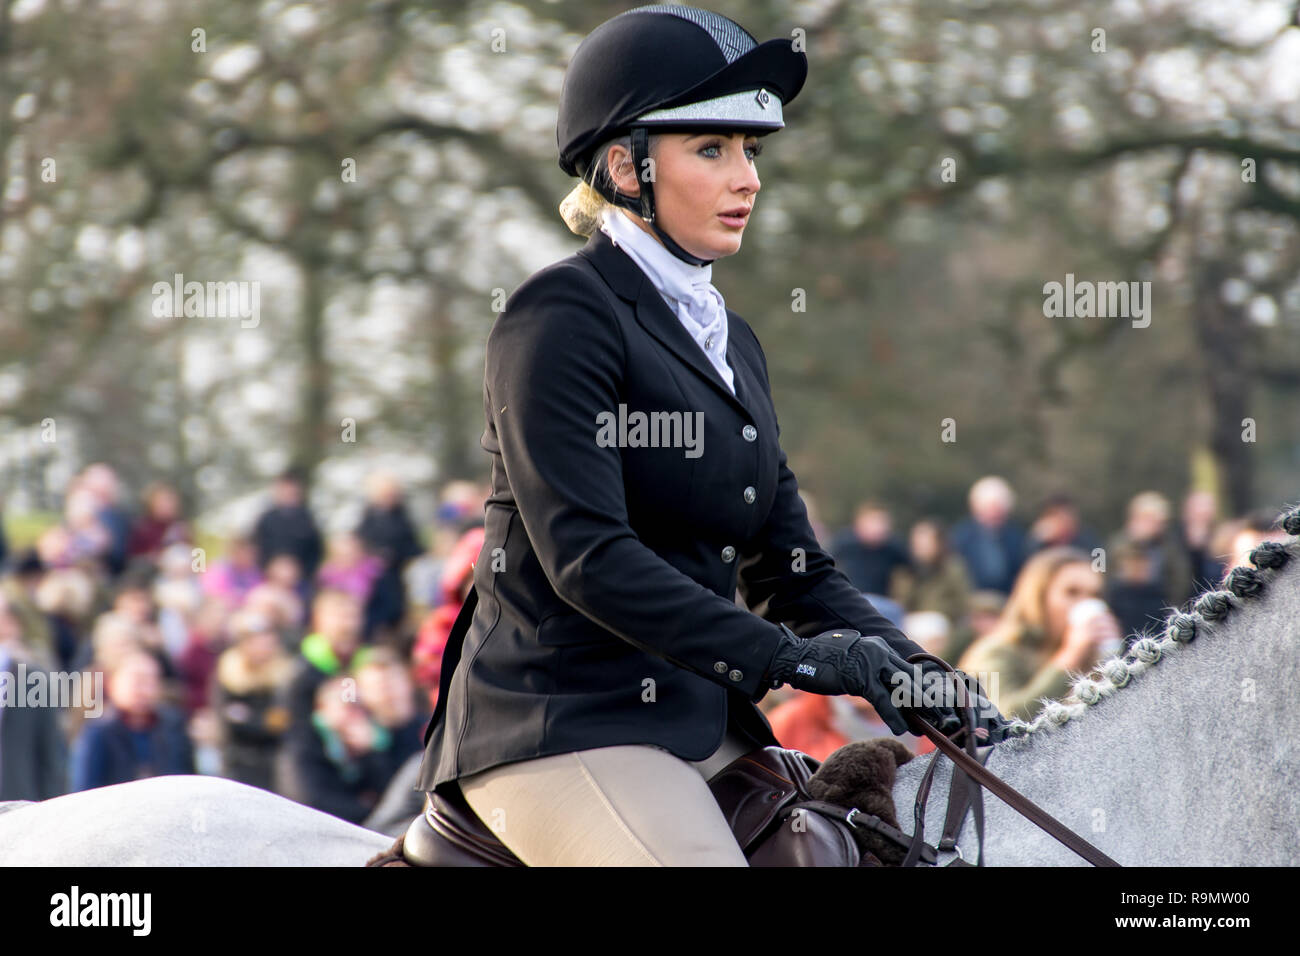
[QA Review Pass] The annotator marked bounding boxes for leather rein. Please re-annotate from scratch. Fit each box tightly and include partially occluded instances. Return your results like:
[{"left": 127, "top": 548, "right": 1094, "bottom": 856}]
[{"left": 897, "top": 653, "right": 1120, "bottom": 868}]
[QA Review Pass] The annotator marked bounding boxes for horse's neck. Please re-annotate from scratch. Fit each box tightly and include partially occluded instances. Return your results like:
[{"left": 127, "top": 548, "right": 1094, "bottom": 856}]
[{"left": 893, "top": 527, "right": 1300, "bottom": 866}]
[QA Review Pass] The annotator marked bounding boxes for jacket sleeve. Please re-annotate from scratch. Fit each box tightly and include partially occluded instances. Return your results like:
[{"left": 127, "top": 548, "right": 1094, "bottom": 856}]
[
  {"left": 730, "top": 323, "right": 925, "bottom": 663},
  {"left": 486, "top": 265, "right": 790, "bottom": 701}
]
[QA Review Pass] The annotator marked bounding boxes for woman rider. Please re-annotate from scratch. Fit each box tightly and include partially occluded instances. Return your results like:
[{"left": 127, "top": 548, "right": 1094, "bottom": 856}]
[{"left": 415, "top": 4, "right": 1010, "bottom": 866}]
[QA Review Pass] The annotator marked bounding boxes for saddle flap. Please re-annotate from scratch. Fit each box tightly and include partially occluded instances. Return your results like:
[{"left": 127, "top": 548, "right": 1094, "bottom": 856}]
[
  {"left": 747, "top": 804, "right": 867, "bottom": 867},
  {"left": 408, "top": 786, "right": 525, "bottom": 867},
  {"left": 707, "top": 746, "right": 820, "bottom": 851}
]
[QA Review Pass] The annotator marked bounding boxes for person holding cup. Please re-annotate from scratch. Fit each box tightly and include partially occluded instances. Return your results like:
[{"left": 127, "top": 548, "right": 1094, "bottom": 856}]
[{"left": 958, "top": 546, "right": 1123, "bottom": 721}]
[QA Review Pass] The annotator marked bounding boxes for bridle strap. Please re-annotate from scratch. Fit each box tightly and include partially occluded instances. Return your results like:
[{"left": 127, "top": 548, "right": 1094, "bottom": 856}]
[
  {"left": 903, "top": 653, "right": 1122, "bottom": 868},
  {"left": 901, "top": 742, "right": 944, "bottom": 867},
  {"left": 955, "top": 673, "right": 988, "bottom": 866}
]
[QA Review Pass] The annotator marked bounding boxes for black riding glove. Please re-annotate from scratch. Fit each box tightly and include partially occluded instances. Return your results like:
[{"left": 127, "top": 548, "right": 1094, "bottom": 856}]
[
  {"left": 764, "top": 626, "right": 918, "bottom": 735},
  {"left": 913, "top": 661, "right": 1013, "bottom": 745}
]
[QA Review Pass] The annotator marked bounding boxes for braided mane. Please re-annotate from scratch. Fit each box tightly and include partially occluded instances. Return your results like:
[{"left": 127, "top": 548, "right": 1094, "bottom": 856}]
[{"left": 997, "top": 502, "right": 1300, "bottom": 744}]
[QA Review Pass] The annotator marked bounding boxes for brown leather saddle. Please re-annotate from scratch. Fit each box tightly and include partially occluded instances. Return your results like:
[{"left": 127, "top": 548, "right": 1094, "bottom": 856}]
[
  {"left": 400, "top": 726, "right": 1117, "bottom": 867},
  {"left": 403, "top": 780, "right": 526, "bottom": 867},
  {"left": 398, "top": 642, "right": 1118, "bottom": 867},
  {"left": 402, "top": 745, "right": 923, "bottom": 867}
]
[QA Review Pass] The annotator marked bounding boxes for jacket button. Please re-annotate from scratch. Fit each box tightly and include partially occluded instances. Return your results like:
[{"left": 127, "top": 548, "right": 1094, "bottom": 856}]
[
  {"left": 728, "top": 669, "right": 744, "bottom": 682},
  {"left": 743, "top": 486, "right": 756, "bottom": 504},
  {"left": 720, "top": 545, "right": 736, "bottom": 563},
  {"left": 714, "top": 661, "right": 728, "bottom": 674},
  {"left": 742, "top": 425, "right": 757, "bottom": 442}
]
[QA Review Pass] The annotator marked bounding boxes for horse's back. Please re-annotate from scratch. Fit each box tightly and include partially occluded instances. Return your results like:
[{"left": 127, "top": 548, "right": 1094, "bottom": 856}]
[{"left": 0, "top": 775, "right": 392, "bottom": 866}]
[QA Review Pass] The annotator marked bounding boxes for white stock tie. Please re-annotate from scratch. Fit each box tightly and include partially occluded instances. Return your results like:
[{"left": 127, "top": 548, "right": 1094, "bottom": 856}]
[{"left": 599, "top": 207, "right": 736, "bottom": 394}]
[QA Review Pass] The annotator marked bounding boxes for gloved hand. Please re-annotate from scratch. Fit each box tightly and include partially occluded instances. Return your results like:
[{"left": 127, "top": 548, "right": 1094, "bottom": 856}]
[
  {"left": 912, "top": 660, "right": 1013, "bottom": 745},
  {"left": 764, "top": 626, "right": 920, "bottom": 735}
]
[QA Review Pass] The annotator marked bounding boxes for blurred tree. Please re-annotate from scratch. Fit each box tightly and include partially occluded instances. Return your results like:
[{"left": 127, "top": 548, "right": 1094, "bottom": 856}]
[{"left": 0, "top": 0, "right": 1296, "bottom": 538}]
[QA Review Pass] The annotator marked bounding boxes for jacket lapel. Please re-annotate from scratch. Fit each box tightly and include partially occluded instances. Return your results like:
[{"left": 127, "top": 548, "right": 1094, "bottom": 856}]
[{"left": 578, "top": 228, "right": 755, "bottom": 420}]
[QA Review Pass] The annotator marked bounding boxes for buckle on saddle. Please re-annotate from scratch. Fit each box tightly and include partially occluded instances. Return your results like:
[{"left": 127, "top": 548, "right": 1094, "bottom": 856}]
[{"left": 845, "top": 807, "right": 939, "bottom": 865}]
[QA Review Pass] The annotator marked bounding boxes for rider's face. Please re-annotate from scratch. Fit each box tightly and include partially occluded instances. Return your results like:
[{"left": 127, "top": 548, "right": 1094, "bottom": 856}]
[{"left": 610, "top": 131, "right": 762, "bottom": 260}]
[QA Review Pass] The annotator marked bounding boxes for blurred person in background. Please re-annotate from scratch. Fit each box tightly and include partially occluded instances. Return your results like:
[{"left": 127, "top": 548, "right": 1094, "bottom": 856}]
[
  {"left": 966, "top": 589, "right": 1007, "bottom": 647},
  {"left": 356, "top": 647, "right": 428, "bottom": 787},
  {"left": 244, "top": 553, "right": 306, "bottom": 639},
  {"left": 82, "top": 613, "right": 144, "bottom": 677},
  {"left": 356, "top": 472, "right": 423, "bottom": 645},
  {"left": 1224, "top": 507, "right": 1291, "bottom": 573},
  {"left": 78, "top": 463, "right": 132, "bottom": 579},
  {"left": 1104, "top": 491, "right": 1192, "bottom": 641},
  {"left": 175, "top": 596, "right": 229, "bottom": 717},
  {"left": 1179, "top": 489, "right": 1224, "bottom": 593},
  {"left": 767, "top": 693, "right": 930, "bottom": 762},
  {"left": 950, "top": 476, "right": 1027, "bottom": 596},
  {"left": 127, "top": 481, "right": 190, "bottom": 563},
  {"left": 253, "top": 468, "right": 323, "bottom": 589},
  {"left": 276, "top": 674, "right": 392, "bottom": 823},
  {"left": 154, "top": 541, "right": 204, "bottom": 661},
  {"left": 283, "top": 588, "right": 371, "bottom": 730},
  {"left": 70, "top": 607, "right": 174, "bottom": 742},
  {"left": 180, "top": 596, "right": 230, "bottom": 775},
  {"left": 62, "top": 484, "right": 113, "bottom": 573},
  {"left": 70, "top": 649, "right": 194, "bottom": 791},
  {"left": 1026, "top": 493, "right": 1102, "bottom": 556},
  {"left": 412, "top": 524, "right": 483, "bottom": 712},
  {"left": 828, "top": 500, "right": 910, "bottom": 595},
  {"left": 403, "top": 479, "right": 485, "bottom": 616},
  {"left": 2, "top": 548, "right": 56, "bottom": 669},
  {"left": 959, "top": 546, "right": 1123, "bottom": 722},
  {"left": 201, "top": 534, "right": 264, "bottom": 610},
  {"left": 900, "top": 609, "right": 954, "bottom": 662},
  {"left": 888, "top": 517, "right": 973, "bottom": 661},
  {"left": 35, "top": 525, "right": 71, "bottom": 570},
  {"left": 0, "top": 595, "right": 68, "bottom": 800},
  {"left": 212, "top": 609, "right": 293, "bottom": 791},
  {"left": 317, "top": 531, "right": 383, "bottom": 614},
  {"left": 34, "top": 557, "right": 98, "bottom": 671},
  {"left": 109, "top": 576, "right": 171, "bottom": 671},
  {"left": 359, "top": 647, "right": 434, "bottom": 837}
]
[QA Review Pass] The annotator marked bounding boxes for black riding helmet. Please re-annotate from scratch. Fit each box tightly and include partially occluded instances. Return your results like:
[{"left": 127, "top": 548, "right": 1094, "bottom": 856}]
[{"left": 556, "top": 4, "right": 808, "bottom": 265}]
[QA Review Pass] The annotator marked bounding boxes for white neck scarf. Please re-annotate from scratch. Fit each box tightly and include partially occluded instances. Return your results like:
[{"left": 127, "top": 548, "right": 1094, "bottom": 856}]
[{"left": 599, "top": 206, "right": 735, "bottom": 394}]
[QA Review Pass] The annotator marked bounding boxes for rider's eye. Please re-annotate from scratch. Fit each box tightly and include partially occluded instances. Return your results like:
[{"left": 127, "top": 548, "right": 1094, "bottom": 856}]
[{"left": 699, "top": 140, "right": 764, "bottom": 161}]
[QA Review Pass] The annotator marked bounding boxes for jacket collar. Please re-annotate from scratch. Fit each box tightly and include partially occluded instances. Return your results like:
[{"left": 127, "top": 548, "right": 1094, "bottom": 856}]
[{"left": 577, "top": 228, "right": 757, "bottom": 420}]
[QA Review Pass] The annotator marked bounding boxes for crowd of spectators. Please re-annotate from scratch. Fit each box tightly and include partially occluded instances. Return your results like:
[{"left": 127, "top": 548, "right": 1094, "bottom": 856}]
[
  {"left": 769, "top": 476, "right": 1290, "bottom": 760},
  {"left": 0, "top": 464, "right": 1288, "bottom": 830},
  {"left": 0, "top": 464, "right": 485, "bottom": 836}
]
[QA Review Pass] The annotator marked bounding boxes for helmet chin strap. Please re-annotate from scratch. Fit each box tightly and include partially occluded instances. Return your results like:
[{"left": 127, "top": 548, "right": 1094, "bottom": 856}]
[{"left": 627, "top": 126, "right": 716, "bottom": 267}]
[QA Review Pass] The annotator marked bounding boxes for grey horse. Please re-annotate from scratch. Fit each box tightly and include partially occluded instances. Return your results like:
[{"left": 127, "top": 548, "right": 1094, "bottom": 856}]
[
  {"left": 0, "top": 775, "right": 391, "bottom": 866},
  {"left": 896, "top": 504, "right": 1300, "bottom": 866},
  {"left": 2, "top": 504, "right": 1295, "bottom": 866}
]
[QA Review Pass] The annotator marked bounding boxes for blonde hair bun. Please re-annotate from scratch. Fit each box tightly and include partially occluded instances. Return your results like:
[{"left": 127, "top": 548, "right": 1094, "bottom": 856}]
[{"left": 558, "top": 180, "right": 609, "bottom": 237}]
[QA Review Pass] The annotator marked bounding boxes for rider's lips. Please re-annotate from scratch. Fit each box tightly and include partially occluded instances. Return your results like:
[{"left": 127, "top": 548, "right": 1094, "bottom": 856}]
[{"left": 718, "top": 206, "right": 750, "bottom": 228}]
